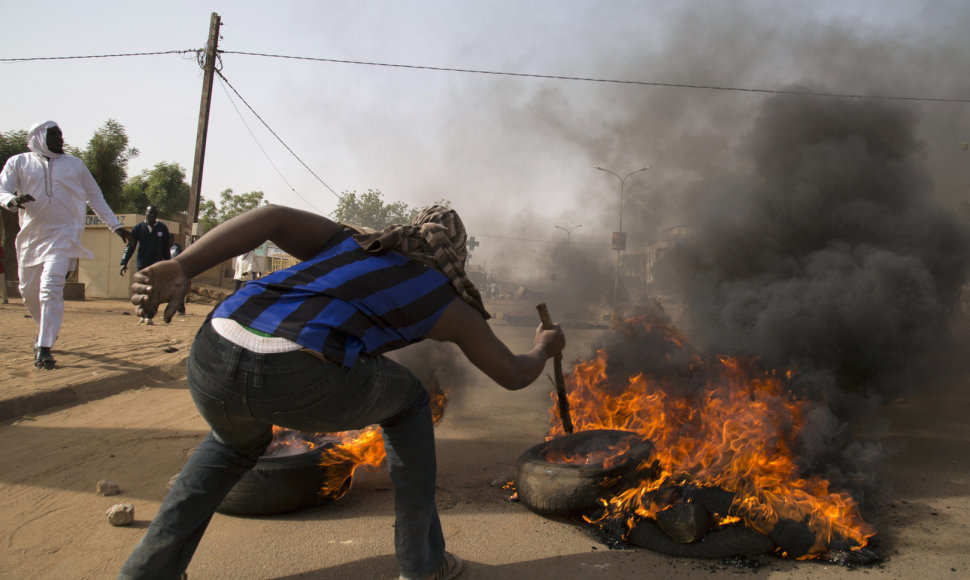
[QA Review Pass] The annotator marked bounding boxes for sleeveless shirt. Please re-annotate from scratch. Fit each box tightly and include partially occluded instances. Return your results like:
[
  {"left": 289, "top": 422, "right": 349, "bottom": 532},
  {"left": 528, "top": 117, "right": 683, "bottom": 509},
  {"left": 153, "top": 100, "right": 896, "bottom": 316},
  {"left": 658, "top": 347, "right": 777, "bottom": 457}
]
[{"left": 211, "top": 230, "right": 457, "bottom": 366}]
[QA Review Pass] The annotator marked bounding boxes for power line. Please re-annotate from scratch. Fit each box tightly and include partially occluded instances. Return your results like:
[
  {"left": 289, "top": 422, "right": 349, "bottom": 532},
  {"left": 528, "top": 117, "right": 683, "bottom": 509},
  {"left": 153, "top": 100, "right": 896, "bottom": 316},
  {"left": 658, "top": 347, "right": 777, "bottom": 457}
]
[
  {"left": 5, "top": 49, "right": 966, "bottom": 104},
  {"left": 3, "top": 48, "right": 344, "bottom": 207},
  {"left": 0, "top": 50, "right": 196, "bottom": 62},
  {"left": 474, "top": 232, "right": 601, "bottom": 246},
  {"left": 215, "top": 69, "right": 342, "bottom": 200},
  {"left": 221, "top": 50, "right": 970, "bottom": 105},
  {"left": 216, "top": 75, "right": 328, "bottom": 214}
]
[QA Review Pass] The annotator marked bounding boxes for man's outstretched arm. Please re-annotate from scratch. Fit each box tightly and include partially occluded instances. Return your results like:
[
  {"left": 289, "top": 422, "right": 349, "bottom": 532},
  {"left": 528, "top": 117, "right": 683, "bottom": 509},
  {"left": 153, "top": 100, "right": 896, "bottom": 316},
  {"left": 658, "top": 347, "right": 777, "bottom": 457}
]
[
  {"left": 120, "top": 231, "right": 137, "bottom": 275},
  {"left": 176, "top": 205, "right": 343, "bottom": 277},
  {"left": 427, "top": 298, "right": 566, "bottom": 391},
  {"left": 131, "top": 205, "right": 343, "bottom": 321}
]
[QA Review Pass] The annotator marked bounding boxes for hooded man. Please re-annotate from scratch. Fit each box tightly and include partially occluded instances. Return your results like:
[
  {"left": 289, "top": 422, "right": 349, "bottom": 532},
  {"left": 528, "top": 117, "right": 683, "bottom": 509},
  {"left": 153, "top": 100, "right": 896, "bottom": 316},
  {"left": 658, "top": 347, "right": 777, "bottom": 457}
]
[
  {"left": 118, "top": 204, "right": 565, "bottom": 580},
  {"left": 120, "top": 205, "right": 171, "bottom": 324},
  {"left": 0, "top": 120, "right": 132, "bottom": 369}
]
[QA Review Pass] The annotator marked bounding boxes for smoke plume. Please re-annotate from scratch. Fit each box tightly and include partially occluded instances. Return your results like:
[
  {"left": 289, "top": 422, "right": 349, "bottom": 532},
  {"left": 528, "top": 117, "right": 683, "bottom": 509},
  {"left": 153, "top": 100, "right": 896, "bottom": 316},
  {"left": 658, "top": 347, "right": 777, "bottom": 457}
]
[
  {"left": 667, "top": 95, "right": 968, "bottom": 399},
  {"left": 642, "top": 93, "right": 970, "bottom": 497},
  {"left": 413, "top": 1, "right": 970, "bottom": 504}
]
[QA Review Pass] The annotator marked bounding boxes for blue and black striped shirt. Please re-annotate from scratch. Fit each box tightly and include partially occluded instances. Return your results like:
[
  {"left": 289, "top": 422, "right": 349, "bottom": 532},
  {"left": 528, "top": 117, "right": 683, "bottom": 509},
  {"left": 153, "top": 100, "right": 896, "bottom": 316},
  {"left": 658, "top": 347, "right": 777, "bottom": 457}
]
[{"left": 211, "top": 230, "right": 457, "bottom": 366}]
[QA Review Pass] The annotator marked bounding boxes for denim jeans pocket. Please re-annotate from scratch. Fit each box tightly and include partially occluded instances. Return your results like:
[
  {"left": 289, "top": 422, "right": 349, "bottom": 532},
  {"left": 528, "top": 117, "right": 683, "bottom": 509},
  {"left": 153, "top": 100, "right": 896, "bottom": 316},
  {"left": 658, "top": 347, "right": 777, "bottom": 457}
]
[{"left": 189, "top": 381, "right": 234, "bottom": 433}]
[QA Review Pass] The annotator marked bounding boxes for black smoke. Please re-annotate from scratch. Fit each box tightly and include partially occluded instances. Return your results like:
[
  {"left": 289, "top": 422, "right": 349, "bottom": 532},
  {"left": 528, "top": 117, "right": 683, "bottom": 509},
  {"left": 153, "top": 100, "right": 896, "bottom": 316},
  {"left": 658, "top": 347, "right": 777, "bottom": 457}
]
[
  {"left": 648, "top": 93, "right": 970, "bottom": 494},
  {"left": 548, "top": 239, "right": 612, "bottom": 305},
  {"left": 419, "top": 0, "right": 970, "bottom": 504}
]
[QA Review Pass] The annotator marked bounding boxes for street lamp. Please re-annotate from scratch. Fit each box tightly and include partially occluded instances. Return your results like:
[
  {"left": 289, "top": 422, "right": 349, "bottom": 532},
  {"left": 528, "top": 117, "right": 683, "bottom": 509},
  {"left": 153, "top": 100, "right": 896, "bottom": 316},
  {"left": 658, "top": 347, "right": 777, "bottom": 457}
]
[
  {"left": 554, "top": 223, "right": 583, "bottom": 244},
  {"left": 594, "top": 164, "right": 650, "bottom": 309},
  {"left": 555, "top": 224, "right": 582, "bottom": 278}
]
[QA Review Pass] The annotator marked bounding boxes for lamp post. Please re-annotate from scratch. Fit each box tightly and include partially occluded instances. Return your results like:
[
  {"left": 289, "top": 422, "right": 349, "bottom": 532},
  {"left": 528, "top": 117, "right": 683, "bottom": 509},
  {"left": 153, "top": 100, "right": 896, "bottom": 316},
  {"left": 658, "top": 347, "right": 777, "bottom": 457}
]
[
  {"left": 594, "top": 164, "right": 650, "bottom": 309},
  {"left": 554, "top": 223, "right": 582, "bottom": 244},
  {"left": 555, "top": 224, "right": 582, "bottom": 278}
]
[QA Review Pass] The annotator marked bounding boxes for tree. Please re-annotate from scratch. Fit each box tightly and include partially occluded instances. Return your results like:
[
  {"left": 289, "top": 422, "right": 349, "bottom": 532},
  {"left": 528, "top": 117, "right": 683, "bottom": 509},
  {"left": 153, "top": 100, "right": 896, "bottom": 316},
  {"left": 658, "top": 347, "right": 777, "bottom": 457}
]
[
  {"left": 331, "top": 189, "right": 414, "bottom": 230},
  {"left": 0, "top": 129, "right": 28, "bottom": 254},
  {"left": 121, "top": 162, "right": 191, "bottom": 217},
  {"left": 198, "top": 188, "right": 267, "bottom": 234},
  {"left": 72, "top": 119, "right": 139, "bottom": 210},
  {"left": 0, "top": 129, "right": 28, "bottom": 167}
]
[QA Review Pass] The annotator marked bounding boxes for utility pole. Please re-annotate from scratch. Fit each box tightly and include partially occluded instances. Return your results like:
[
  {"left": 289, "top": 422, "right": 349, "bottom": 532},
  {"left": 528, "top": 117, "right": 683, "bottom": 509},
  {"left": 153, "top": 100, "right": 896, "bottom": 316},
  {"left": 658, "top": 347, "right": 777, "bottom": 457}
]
[
  {"left": 187, "top": 12, "right": 221, "bottom": 244},
  {"left": 555, "top": 224, "right": 582, "bottom": 278}
]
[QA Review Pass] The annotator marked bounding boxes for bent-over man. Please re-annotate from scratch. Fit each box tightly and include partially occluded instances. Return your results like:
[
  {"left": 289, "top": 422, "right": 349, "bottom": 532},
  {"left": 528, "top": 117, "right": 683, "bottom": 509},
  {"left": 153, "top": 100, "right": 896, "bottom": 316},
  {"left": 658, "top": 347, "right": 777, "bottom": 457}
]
[{"left": 118, "top": 204, "right": 564, "bottom": 580}]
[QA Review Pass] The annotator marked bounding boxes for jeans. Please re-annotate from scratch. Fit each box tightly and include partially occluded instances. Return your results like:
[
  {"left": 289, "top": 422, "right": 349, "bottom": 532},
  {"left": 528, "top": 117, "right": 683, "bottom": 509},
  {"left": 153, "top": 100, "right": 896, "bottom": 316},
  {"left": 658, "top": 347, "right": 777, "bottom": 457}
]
[{"left": 119, "top": 321, "right": 444, "bottom": 579}]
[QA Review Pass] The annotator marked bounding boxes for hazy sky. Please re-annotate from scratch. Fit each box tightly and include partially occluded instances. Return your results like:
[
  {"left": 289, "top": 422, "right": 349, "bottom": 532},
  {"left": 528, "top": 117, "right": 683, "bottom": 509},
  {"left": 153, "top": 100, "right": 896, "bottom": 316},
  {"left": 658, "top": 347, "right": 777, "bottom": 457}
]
[{"left": 3, "top": 0, "right": 968, "bottom": 268}]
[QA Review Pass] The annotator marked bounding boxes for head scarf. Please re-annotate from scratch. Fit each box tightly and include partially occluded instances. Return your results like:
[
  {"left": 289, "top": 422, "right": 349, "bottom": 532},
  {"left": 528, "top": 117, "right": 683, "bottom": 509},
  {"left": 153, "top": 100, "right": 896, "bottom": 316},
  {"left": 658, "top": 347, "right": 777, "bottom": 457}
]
[
  {"left": 349, "top": 205, "right": 490, "bottom": 319},
  {"left": 27, "top": 120, "right": 61, "bottom": 158}
]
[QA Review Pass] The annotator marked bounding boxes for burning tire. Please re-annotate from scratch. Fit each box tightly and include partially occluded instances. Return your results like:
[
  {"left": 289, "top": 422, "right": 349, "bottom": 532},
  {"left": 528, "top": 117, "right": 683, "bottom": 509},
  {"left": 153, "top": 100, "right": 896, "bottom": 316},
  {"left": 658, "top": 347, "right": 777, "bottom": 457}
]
[
  {"left": 515, "top": 429, "right": 657, "bottom": 518},
  {"left": 216, "top": 445, "right": 353, "bottom": 517},
  {"left": 627, "top": 518, "right": 776, "bottom": 558}
]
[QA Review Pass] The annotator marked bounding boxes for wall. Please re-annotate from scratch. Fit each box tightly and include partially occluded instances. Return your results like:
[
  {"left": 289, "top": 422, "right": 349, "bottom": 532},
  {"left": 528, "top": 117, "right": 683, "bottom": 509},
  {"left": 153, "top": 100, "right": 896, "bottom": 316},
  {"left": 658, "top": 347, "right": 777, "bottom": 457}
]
[{"left": 79, "top": 214, "right": 180, "bottom": 299}]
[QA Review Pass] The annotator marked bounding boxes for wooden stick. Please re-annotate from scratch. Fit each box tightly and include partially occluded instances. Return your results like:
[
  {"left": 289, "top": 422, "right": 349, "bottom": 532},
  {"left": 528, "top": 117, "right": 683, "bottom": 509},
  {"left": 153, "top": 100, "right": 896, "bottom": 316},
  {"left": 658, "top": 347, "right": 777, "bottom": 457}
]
[{"left": 536, "top": 303, "right": 574, "bottom": 434}]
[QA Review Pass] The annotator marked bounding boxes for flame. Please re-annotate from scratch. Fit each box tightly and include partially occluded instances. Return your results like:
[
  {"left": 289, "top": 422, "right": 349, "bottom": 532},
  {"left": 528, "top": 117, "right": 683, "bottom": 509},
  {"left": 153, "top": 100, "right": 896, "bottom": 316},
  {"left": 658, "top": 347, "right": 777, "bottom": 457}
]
[
  {"left": 268, "top": 385, "right": 450, "bottom": 499},
  {"left": 265, "top": 426, "right": 338, "bottom": 457},
  {"left": 317, "top": 426, "right": 386, "bottom": 498},
  {"left": 550, "top": 313, "right": 876, "bottom": 558}
]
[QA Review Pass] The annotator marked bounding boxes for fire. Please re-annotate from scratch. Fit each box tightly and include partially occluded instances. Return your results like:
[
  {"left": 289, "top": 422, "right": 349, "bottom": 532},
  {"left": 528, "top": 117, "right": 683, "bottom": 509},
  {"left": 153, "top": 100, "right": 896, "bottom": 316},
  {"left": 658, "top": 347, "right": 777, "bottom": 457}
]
[
  {"left": 317, "top": 426, "right": 386, "bottom": 498},
  {"left": 550, "top": 313, "right": 876, "bottom": 558},
  {"left": 265, "top": 427, "right": 339, "bottom": 457},
  {"left": 269, "top": 384, "right": 450, "bottom": 499}
]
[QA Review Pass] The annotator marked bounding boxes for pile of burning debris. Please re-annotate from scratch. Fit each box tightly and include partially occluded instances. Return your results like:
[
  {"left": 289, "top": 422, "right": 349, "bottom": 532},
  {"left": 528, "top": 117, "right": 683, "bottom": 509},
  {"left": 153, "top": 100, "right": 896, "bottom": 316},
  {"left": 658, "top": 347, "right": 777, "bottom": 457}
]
[
  {"left": 216, "top": 382, "right": 449, "bottom": 516},
  {"left": 512, "top": 311, "right": 880, "bottom": 564},
  {"left": 216, "top": 306, "right": 879, "bottom": 565}
]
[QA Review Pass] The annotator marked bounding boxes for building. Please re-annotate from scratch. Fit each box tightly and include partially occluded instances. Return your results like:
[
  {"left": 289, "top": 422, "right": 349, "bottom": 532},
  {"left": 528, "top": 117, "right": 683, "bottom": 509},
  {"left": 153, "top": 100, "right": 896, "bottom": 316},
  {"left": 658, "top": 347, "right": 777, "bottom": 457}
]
[{"left": 79, "top": 213, "right": 181, "bottom": 299}]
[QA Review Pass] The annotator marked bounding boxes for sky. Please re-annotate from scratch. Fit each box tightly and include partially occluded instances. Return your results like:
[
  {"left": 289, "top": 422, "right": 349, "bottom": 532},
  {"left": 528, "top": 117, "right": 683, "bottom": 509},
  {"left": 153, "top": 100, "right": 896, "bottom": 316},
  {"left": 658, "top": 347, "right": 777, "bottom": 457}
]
[{"left": 3, "top": 0, "right": 969, "bottom": 274}]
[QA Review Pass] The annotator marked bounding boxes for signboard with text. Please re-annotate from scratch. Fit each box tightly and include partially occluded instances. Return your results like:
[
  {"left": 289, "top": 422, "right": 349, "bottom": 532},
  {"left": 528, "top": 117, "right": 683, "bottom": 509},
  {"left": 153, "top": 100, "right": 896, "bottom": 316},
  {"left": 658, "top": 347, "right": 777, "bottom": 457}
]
[
  {"left": 612, "top": 231, "right": 627, "bottom": 251},
  {"left": 85, "top": 214, "right": 131, "bottom": 228}
]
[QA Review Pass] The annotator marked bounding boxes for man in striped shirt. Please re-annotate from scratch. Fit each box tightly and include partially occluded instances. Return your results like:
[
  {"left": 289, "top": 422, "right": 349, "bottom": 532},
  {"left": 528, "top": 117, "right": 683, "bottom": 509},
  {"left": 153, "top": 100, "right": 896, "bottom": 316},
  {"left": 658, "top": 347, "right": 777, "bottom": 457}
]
[{"left": 119, "top": 204, "right": 565, "bottom": 580}]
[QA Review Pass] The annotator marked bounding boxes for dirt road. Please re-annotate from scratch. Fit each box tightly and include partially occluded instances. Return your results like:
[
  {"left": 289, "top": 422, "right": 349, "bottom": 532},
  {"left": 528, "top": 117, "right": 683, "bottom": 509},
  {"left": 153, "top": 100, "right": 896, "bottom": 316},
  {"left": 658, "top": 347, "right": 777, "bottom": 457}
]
[{"left": 1, "top": 299, "right": 968, "bottom": 578}]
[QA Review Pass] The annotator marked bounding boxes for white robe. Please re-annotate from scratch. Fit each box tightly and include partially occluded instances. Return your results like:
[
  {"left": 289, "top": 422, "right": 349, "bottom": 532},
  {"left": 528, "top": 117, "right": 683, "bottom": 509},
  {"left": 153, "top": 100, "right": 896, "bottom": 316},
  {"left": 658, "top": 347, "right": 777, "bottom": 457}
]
[{"left": 0, "top": 121, "right": 123, "bottom": 268}]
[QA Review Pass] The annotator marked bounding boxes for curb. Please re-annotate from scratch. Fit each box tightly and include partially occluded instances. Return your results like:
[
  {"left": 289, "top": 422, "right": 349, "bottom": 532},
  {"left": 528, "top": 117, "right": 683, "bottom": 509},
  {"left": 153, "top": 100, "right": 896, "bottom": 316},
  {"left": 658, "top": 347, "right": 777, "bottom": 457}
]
[{"left": 0, "top": 354, "right": 190, "bottom": 423}]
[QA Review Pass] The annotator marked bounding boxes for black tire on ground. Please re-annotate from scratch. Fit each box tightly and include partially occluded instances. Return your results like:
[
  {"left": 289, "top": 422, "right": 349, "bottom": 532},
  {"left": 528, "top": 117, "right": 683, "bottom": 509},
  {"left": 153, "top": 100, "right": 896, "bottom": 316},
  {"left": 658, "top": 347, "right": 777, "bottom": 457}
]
[
  {"left": 216, "top": 446, "right": 353, "bottom": 517},
  {"left": 690, "top": 486, "right": 736, "bottom": 516},
  {"left": 627, "top": 518, "right": 776, "bottom": 558},
  {"left": 515, "top": 429, "right": 658, "bottom": 518}
]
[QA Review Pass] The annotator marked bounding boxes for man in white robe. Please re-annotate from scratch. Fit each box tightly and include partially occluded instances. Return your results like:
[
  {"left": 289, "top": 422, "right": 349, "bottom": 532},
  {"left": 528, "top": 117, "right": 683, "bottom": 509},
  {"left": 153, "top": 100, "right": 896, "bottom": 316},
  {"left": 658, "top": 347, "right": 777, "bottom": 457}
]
[{"left": 0, "top": 120, "right": 131, "bottom": 369}]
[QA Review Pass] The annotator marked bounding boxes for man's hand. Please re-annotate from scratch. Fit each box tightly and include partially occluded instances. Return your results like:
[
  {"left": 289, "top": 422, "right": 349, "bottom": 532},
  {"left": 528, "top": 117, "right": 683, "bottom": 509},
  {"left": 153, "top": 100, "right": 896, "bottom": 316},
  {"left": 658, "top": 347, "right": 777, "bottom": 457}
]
[
  {"left": 534, "top": 323, "right": 566, "bottom": 359},
  {"left": 130, "top": 260, "right": 191, "bottom": 323},
  {"left": 10, "top": 193, "right": 35, "bottom": 209},
  {"left": 115, "top": 228, "right": 133, "bottom": 245},
  {"left": 120, "top": 265, "right": 128, "bottom": 276}
]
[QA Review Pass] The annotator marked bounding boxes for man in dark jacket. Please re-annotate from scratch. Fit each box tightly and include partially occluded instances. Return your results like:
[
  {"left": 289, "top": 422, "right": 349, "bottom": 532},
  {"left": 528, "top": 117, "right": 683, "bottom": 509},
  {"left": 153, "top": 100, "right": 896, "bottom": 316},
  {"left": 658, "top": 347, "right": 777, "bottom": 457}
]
[{"left": 120, "top": 205, "right": 170, "bottom": 324}]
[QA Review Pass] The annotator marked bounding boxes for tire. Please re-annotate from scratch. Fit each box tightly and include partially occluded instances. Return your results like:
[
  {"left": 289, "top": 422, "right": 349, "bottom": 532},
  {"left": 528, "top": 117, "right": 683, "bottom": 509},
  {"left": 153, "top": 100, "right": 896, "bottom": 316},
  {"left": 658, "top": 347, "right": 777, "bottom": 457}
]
[
  {"left": 216, "top": 445, "right": 353, "bottom": 517},
  {"left": 515, "top": 429, "right": 657, "bottom": 518},
  {"left": 627, "top": 518, "right": 776, "bottom": 558}
]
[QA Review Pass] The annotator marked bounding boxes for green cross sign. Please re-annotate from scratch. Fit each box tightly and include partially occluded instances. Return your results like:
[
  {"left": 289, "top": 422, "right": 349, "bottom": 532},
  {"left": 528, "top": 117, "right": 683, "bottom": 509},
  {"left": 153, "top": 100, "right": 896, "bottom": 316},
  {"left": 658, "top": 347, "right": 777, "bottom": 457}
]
[{"left": 467, "top": 236, "right": 480, "bottom": 251}]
